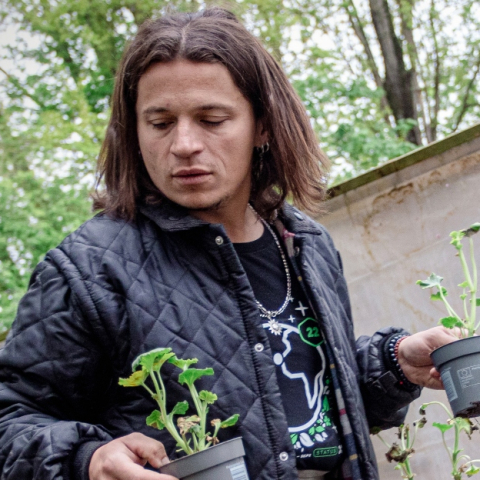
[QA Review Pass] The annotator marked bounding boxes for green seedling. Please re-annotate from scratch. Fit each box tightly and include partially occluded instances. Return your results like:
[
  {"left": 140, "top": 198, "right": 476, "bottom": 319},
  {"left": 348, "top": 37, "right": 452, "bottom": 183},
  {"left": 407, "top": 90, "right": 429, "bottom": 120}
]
[
  {"left": 374, "top": 418, "right": 426, "bottom": 480},
  {"left": 420, "top": 402, "right": 480, "bottom": 479},
  {"left": 119, "top": 347, "right": 239, "bottom": 455},
  {"left": 417, "top": 223, "right": 480, "bottom": 338}
]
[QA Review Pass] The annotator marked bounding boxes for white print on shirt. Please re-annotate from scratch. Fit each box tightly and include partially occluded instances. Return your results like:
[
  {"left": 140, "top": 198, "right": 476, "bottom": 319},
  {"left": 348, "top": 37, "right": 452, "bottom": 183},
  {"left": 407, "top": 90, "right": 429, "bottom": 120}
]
[{"left": 262, "top": 321, "right": 326, "bottom": 433}]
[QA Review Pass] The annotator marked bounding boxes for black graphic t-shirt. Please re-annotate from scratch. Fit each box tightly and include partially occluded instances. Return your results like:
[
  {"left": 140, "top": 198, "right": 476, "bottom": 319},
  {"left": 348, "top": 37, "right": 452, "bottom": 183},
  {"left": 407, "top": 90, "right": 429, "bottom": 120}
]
[{"left": 234, "top": 227, "right": 344, "bottom": 472}]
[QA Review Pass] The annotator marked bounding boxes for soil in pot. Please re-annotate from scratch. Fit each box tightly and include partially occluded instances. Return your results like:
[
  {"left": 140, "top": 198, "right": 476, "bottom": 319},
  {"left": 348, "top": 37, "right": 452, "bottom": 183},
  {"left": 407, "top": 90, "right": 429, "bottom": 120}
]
[
  {"left": 431, "top": 336, "right": 480, "bottom": 418},
  {"left": 159, "top": 437, "right": 249, "bottom": 480}
]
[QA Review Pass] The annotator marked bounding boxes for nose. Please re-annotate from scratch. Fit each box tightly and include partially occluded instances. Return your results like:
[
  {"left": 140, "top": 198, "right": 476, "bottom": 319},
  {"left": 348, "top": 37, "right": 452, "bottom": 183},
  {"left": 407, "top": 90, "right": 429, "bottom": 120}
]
[{"left": 170, "top": 119, "right": 203, "bottom": 158}]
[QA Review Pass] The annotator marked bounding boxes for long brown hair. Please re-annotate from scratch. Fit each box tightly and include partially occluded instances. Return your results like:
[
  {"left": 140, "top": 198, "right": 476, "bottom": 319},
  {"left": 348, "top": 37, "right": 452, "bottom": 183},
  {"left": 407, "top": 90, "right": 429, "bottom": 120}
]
[{"left": 93, "top": 8, "right": 330, "bottom": 220}]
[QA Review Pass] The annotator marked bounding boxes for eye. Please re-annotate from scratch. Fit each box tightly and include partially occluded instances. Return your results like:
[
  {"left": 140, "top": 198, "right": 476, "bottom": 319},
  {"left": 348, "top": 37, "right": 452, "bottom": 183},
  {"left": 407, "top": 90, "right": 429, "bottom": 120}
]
[
  {"left": 201, "top": 119, "right": 226, "bottom": 127},
  {"left": 151, "top": 121, "right": 171, "bottom": 130}
]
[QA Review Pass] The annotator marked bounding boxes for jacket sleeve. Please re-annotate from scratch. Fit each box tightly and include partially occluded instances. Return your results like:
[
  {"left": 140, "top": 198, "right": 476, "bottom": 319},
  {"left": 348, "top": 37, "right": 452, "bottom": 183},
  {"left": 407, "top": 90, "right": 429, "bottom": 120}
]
[
  {"left": 0, "top": 258, "right": 113, "bottom": 480},
  {"left": 356, "top": 328, "right": 422, "bottom": 431}
]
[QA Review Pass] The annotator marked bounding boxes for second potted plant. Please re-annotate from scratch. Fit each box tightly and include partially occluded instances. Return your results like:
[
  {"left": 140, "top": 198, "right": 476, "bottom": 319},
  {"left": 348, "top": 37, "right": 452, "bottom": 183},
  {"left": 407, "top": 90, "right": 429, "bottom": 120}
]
[
  {"left": 119, "top": 347, "right": 249, "bottom": 480},
  {"left": 417, "top": 223, "right": 480, "bottom": 418}
]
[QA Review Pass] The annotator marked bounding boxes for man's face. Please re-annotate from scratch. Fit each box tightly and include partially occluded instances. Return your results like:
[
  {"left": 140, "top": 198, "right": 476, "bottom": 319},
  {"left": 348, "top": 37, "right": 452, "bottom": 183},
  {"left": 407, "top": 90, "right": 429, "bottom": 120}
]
[{"left": 136, "top": 59, "right": 265, "bottom": 215}]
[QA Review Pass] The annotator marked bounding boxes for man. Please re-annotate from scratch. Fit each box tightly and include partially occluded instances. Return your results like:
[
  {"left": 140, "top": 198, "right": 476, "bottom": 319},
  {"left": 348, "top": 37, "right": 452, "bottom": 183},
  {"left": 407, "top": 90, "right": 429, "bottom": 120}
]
[{"left": 0, "top": 8, "right": 458, "bottom": 480}]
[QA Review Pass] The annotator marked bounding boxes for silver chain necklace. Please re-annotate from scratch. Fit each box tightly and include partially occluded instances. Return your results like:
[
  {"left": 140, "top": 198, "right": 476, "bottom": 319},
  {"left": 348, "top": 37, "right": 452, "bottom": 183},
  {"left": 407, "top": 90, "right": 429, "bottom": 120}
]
[{"left": 248, "top": 204, "right": 292, "bottom": 335}]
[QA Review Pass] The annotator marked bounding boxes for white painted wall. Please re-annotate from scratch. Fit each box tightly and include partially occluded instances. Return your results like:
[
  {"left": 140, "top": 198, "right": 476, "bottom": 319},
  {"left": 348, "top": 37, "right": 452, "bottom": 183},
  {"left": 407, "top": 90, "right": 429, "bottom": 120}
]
[{"left": 319, "top": 136, "right": 480, "bottom": 479}]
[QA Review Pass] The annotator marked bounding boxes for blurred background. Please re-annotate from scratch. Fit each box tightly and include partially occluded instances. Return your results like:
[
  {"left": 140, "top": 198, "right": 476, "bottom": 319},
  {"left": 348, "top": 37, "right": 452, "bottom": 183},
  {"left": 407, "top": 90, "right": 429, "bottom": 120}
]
[{"left": 0, "top": 0, "right": 479, "bottom": 351}]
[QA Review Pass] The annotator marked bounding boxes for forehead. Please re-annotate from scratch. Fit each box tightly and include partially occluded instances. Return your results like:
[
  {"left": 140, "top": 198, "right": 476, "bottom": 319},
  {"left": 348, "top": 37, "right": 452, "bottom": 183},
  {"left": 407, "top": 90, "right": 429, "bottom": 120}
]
[{"left": 136, "top": 60, "right": 248, "bottom": 111}]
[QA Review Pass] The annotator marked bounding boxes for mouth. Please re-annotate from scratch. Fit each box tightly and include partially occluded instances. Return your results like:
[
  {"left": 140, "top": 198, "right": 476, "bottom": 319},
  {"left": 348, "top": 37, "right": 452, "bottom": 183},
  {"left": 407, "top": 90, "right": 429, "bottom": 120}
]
[{"left": 172, "top": 168, "right": 212, "bottom": 185}]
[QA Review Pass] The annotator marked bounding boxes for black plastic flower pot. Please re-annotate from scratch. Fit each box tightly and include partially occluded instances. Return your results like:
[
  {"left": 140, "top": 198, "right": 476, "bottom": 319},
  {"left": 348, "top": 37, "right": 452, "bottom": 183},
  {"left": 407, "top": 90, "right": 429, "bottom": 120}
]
[
  {"left": 159, "top": 437, "right": 249, "bottom": 480},
  {"left": 431, "top": 336, "right": 480, "bottom": 418}
]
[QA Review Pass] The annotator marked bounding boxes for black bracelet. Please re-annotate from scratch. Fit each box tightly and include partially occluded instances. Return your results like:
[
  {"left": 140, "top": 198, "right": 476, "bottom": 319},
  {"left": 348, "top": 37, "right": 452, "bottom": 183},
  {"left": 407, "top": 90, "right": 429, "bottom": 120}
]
[{"left": 388, "top": 334, "right": 418, "bottom": 391}]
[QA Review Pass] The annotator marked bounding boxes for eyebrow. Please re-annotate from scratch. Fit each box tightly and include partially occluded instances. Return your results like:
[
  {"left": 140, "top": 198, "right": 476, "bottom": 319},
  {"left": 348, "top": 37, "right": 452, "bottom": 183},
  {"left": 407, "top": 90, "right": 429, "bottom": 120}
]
[{"left": 141, "top": 104, "right": 234, "bottom": 116}]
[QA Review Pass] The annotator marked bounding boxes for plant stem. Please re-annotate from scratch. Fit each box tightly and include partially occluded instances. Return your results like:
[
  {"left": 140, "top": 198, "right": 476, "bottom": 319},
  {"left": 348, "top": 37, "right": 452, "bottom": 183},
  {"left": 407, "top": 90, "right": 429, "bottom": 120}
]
[
  {"left": 423, "top": 400, "right": 453, "bottom": 416},
  {"left": 469, "top": 237, "right": 477, "bottom": 336},
  {"left": 149, "top": 371, "right": 191, "bottom": 454},
  {"left": 187, "top": 383, "right": 207, "bottom": 450},
  {"left": 451, "top": 420, "right": 461, "bottom": 479},
  {"left": 458, "top": 242, "right": 474, "bottom": 291},
  {"left": 438, "top": 286, "right": 461, "bottom": 321}
]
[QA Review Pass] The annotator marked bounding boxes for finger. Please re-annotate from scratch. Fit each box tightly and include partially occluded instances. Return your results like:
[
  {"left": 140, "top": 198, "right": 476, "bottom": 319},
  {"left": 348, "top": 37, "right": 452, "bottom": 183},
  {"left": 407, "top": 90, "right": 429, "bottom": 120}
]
[
  {"left": 104, "top": 459, "right": 178, "bottom": 480},
  {"left": 412, "top": 367, "right": 443, "bottom": 389},
  {"left": 121, "top": 433, "right": 170, "bottom": 469}
]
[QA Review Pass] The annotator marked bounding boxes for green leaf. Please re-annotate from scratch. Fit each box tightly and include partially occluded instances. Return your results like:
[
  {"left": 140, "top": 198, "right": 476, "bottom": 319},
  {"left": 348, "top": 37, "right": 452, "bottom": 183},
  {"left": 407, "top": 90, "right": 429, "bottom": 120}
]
[
  {"left": 169, "top": 357, "right": 198, "bottom": 370},
  {"left": 432, "top": 422, "right": 453, "bottom": 433},
  {"left": 146, "top": 410, "right": 165, "bottom": 430},
  {"left": 466, "top": 465, "right": 480, "bottom": 477},
  {"left": 118, "top": 369, "right": 148, "bottom": 387},
  {"left": 199, "top": 390, "right": 218, "bottom": 404},
  {"left": 290, "top": 434, "right": 299, "bottom": 444},
  {"left": 439, "top": 316, "right": 464, "bottom": 329},
  {"left": 476, "top": 299, "right": 480, "bottom": 307},
  {"left": 417, "top": 274, "right": 443, "bottom": 289},
  {"left": 178, "top": 368, "right": 214, "bottom": 387},
  {"left": 430, "top": 288, "right": 447, "bottom": 300},
  {"left": 172, "top": 401, "right": 189, "bottom": 416},
  {"left": 132, "top": 348, "right": 174, "bottom": 372},
  {"left": 459, "top": 281, "right": 470, "bottom": 288},
  {"left": 220, "top": 414, "right": 240, "bottom": 428}
]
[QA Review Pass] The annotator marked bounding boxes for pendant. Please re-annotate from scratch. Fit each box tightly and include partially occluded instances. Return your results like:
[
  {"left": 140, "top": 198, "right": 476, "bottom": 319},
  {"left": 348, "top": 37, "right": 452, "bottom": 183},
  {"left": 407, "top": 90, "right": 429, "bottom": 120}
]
[{"left": 267, "top": 318, "right": 283, "bottom": 335}]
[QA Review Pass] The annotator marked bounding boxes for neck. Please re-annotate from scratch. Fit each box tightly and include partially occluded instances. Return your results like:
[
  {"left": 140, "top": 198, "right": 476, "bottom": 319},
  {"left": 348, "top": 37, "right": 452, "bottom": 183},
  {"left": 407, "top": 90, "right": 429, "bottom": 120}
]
[{"left": 189, "top": 202, "right": 264, "bottom": 243}]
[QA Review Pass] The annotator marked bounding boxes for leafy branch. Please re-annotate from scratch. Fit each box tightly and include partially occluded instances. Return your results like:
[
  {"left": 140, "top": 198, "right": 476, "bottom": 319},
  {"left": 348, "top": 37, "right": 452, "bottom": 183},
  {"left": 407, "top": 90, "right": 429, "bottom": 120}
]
[
  {"left": 374, "top": 418, "right": 426, "bottom": 479},
  {"left": 417, "top": 223, "right": 480, "bottom": 338},
  {"left": 420, "top": 402, "right": 480, "bottom": 479},
  {"left": 119, "top": 348, "right": 239, "bottom": 455}
]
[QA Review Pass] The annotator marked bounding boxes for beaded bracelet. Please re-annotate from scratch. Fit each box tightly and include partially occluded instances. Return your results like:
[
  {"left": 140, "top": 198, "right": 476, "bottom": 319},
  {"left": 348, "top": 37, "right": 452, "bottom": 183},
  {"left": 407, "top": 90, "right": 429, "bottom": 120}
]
[{"left": 388, "top": 334, "right": 418, "bottom": 391}]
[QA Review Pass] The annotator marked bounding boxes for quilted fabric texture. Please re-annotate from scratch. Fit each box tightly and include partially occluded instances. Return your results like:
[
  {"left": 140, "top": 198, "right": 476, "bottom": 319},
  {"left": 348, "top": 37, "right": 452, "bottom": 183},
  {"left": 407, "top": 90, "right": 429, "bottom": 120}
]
[{"left": 0, "top": 202, "right": 420, "bottom": 480}]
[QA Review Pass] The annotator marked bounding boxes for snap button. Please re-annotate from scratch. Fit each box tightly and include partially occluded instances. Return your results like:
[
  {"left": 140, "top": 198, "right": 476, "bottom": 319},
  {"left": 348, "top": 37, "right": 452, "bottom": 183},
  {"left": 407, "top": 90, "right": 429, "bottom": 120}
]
[
  {"left": 279, "top": 451, "right": 289, "bottom": 461},
  {"left": 294, "top": 247, "right": 300, "bottom": 257},
  {"left": 294, "top": 211, "right": 303, "bottom": 220},
  {"left": 215, "top": 236, "right": 224, "bottom": 245},
  {"left": 254, "top": 343, "right": 264, "bottom": 352}
]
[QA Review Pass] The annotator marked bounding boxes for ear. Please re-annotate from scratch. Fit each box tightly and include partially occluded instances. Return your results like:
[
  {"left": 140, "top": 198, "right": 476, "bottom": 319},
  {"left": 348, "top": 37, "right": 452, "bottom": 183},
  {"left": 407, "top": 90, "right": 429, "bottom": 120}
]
[{"left": 254, "top": 120, "right": 269, "bottom": 147}]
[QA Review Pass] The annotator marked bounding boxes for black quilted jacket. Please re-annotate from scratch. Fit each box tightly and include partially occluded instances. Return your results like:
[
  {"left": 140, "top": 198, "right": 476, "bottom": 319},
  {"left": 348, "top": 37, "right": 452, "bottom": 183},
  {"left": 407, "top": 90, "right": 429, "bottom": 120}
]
[{"left": 0, "top": 202, "right": 420, "bottom": 480}]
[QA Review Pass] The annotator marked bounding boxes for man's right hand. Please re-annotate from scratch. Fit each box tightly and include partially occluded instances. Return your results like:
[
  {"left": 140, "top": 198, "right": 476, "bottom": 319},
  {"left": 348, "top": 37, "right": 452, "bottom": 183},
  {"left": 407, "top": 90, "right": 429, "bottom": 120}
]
[{"left": 89, "top": 433, "right": 178, "bottom": 480}]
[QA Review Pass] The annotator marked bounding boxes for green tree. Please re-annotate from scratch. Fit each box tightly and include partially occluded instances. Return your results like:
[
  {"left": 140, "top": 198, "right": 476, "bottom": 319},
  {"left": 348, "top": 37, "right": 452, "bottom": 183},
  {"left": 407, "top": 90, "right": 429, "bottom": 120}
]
[{"left": 1, "top": 0, "right": 479, "bottom": 334}]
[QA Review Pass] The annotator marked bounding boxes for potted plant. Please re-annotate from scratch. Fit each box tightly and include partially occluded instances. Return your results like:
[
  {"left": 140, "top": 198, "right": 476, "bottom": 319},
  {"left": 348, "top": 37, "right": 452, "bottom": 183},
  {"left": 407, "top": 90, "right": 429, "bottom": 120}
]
[
  {"left": 119, "top": 347, "right": 249, "bottom": 480},
  {"left": 417, "top": 223, "right": 480, "bottom": 417}
]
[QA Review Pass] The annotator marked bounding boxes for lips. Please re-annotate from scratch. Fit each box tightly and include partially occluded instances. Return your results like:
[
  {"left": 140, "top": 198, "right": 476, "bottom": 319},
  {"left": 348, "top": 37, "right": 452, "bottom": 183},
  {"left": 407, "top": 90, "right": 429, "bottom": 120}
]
[{"left": 172, "top": 168, "right": 212, "bottom": 185}]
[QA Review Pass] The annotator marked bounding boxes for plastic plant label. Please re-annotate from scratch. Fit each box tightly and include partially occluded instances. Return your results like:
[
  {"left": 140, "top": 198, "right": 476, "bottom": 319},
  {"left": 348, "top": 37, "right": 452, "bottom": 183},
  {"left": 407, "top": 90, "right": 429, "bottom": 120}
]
[
  {"left": 457, "top": 364, "right": 480, "bottom": 390},
  {"left": 228, "top": 462, "right": 250, "bottom": 480},
  {"left": 441, "top": 368, "right": 458, "bottom": 402}
]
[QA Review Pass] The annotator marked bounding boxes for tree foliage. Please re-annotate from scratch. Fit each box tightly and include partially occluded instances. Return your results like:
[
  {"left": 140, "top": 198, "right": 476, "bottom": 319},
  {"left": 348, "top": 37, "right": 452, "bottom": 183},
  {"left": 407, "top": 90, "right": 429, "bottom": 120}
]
[{"left": 0, "top": 0, "right": 479, "bottom": 334}]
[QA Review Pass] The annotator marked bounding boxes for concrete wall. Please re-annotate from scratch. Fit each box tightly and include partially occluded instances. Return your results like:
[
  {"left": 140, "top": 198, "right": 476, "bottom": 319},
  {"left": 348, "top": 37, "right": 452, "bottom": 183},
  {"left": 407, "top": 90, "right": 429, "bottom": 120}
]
[{"left": 318, "top": 124, "right": 480, "bottom": 479}]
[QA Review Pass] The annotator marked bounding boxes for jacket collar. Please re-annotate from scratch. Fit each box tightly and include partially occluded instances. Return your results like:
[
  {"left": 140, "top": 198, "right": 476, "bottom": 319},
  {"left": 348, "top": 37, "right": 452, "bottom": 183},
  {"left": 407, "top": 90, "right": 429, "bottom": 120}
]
[
  {"left": 278, "top": 203, "right": 324, "bottom": 236},
  {"left": 138, "top": 200, "right": 323, "bottom": 236},
  {"left": 138, "top": 201, "right": 209, "bottom": 232}
]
